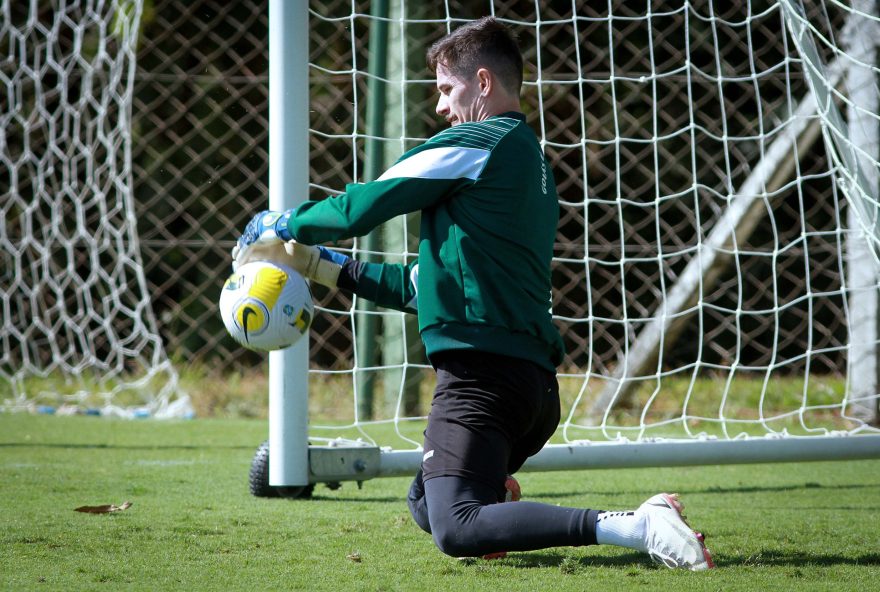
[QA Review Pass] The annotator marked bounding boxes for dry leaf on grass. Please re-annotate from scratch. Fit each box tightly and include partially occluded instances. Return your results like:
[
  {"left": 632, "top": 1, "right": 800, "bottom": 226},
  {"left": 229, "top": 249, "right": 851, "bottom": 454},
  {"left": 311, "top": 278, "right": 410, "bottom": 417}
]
[{"left": 74, "top": 501, "right": 132, "bottom": 514}]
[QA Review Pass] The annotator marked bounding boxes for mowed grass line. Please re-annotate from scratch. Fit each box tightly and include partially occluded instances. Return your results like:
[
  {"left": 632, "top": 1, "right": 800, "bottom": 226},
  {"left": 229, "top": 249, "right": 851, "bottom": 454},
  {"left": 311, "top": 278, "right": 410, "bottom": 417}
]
[{"left": 1, "top": 414, "right": 879, "bottom": 591}]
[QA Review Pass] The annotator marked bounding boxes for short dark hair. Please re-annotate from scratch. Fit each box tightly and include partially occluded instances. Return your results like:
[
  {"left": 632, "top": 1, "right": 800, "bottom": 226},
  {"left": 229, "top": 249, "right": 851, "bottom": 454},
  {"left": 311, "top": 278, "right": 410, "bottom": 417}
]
[{"left": 427, "top": 17, "right": 523, "bottom": 96}]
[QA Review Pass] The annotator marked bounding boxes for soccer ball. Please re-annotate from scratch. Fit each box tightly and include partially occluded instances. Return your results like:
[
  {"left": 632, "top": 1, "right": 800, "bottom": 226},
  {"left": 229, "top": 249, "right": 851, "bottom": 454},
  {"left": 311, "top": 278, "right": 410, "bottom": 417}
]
[{"left": 219, "top": 260, "right": 313, "bottom": 351}]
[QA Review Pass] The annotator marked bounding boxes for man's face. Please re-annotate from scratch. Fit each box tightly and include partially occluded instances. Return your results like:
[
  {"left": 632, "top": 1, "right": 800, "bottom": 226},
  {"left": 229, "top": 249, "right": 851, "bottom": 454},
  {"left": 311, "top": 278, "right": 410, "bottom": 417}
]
[{"left": 434, "top": 62, "right": 484, "bottom": 126}]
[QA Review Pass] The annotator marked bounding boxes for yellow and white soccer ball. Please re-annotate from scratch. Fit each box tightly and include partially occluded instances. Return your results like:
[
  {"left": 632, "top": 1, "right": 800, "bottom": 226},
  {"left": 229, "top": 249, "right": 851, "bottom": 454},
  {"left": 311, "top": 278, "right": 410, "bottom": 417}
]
[{"left": 219, "top": 260, "right": 313, "bottom": 352}]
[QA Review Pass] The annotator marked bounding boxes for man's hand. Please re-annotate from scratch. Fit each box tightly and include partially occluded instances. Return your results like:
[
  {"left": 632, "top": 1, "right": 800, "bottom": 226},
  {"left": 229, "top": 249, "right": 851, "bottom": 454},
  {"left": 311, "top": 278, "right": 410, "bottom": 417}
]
[
  {"left": 282, "top": 242, "right": 349, "bottom": 288},
  {"left": 232, "top": 238, "right": 348, "bottom": 288},
  {"left": 234, "top": 210, "right": 294, "bottom": 265},
  {"left": 231, "top": 241, "right": 286, "bottom": 271}
]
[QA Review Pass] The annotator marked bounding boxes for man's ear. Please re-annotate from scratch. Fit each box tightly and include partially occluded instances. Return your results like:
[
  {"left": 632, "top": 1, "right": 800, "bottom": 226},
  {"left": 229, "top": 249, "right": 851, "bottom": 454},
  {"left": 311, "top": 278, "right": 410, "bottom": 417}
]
[{"left": 476, "top": 68, "right": 492, "bottom": 96}]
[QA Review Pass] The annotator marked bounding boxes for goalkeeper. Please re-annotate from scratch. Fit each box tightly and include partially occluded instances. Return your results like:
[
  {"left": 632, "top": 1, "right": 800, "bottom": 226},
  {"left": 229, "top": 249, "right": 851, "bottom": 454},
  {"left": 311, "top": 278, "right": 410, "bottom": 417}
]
[{"left": 235, "top": 17, "right": 712, "bottom": 570}]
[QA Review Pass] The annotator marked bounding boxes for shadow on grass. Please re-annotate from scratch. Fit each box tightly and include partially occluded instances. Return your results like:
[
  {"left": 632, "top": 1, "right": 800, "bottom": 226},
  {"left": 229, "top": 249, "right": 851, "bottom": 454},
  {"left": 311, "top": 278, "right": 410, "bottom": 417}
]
[
  {"left": 299, "top": 493, "right": 404, "bottom": 503},
  {"left": 503, "top": 551, "right": 649, "bottom": 569},
  {"left": 498, "top": 549, "right": 880, "bottom": 570},
  {"left": 0, "top": 442, "right": 254, "bottom": 450},
  {"left": 721, "top": 550, "right": 880, "bottom": 568},
  {"left": 526, "top": 481, "right": 877, "bottom": 501}
]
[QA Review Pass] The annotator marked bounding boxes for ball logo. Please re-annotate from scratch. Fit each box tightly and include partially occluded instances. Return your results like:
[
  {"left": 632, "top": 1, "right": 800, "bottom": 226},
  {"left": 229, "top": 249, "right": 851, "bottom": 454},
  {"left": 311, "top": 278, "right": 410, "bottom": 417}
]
[
  {"left": 234, "top": 298, "right": 270, "bottom": 340},
  {"left": 232, "top": 267, "right": 288, "bottom": 342}
]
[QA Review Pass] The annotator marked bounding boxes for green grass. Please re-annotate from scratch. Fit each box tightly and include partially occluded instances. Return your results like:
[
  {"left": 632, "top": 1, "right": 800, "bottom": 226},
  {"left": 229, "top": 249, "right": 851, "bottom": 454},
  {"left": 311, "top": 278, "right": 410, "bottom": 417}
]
[{"left": 2, "top": 414, "right": 879, "bottom": 591}]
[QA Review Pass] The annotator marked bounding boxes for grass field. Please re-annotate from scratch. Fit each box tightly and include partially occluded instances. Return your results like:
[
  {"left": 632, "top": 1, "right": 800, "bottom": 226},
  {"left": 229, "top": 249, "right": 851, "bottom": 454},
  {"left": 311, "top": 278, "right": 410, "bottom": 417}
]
[{"left": 2, "top": 413, "right": 879, "bottom": 591}]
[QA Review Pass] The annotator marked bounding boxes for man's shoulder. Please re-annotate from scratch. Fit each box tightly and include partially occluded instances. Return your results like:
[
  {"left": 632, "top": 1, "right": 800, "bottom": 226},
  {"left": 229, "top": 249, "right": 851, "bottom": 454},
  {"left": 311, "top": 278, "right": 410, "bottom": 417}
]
[{"left": 425, "top": 116, "right": 523, "bottom": 152}]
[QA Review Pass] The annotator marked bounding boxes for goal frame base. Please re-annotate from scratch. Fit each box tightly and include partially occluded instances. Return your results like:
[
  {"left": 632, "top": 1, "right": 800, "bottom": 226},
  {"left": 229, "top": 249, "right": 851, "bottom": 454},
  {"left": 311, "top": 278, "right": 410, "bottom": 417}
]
[{"left": 251, "top": 435, "right": 880, "bottom": 494}]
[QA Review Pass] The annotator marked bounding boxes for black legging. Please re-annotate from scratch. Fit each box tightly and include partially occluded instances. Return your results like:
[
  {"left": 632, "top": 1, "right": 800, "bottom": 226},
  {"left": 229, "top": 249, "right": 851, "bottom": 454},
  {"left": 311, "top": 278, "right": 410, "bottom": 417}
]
[{"left": 408, "top": 470, "right": 599, "bottom": 558}]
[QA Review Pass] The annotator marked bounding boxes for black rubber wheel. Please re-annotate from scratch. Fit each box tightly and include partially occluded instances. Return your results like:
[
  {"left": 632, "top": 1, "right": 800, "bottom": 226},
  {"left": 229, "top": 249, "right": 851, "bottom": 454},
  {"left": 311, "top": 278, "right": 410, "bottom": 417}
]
[{"left": 248, "top": 440, "right": 314, "bottom": 499}]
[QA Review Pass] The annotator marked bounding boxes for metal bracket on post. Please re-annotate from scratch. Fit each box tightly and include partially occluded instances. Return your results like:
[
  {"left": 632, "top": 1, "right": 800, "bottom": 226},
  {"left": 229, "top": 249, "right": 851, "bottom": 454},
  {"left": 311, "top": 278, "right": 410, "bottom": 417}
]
[{"left": 308, "top": 445, "right": 381, "bottom": 483}]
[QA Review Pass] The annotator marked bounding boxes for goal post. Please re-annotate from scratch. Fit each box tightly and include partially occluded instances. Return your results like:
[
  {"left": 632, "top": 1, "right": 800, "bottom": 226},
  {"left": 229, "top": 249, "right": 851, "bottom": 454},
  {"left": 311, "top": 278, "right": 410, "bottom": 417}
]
[
  {"left": 843, "top": 2, "right": 880, "bottom": 423},
  {"left": 375, "top": 434, "right": 880, "bottom": 479},
  {"left": 267, "top": 0, "right": 310, "bottom": 489}
]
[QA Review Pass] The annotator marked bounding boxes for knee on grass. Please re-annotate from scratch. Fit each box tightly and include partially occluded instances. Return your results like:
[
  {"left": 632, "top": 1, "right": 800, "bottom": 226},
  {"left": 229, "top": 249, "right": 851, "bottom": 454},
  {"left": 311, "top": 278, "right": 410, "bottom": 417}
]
[
  {"left": 430, "top": 521, "right": 496, "bottom": 558},
  {"left": 431, "top": 530, "right": 481, "bottom": 558}
]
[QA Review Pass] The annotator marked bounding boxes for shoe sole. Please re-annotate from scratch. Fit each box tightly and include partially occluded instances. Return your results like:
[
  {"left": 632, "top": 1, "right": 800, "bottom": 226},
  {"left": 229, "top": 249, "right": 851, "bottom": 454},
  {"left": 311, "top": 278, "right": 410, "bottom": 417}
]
[{"left": 659, "top": 493, "right": 716, "bottom": 570}]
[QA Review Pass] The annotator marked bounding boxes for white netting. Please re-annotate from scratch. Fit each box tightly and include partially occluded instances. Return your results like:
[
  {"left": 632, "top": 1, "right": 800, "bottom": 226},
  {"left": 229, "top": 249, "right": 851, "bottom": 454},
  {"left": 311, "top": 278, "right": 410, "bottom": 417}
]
[
  {"left": 0, "top": 0, "right": 190, "bottom": 418},
  {"left": 303, "top": 1, "right": 879, "bottom": 449}
]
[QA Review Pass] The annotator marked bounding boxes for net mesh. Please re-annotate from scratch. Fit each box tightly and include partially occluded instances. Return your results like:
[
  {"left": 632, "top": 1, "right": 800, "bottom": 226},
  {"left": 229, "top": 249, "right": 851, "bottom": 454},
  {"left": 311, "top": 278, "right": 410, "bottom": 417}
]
[
  {"left": 302, "top": 0, "right": 880, "bottom": 446},
  {"left": 0, "top": 0, "right": 189, "bottom": 418}
]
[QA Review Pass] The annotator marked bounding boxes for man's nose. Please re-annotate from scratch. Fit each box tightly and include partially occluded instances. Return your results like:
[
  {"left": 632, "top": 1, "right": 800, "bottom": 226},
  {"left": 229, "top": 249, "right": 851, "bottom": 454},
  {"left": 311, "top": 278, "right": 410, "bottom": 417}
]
[{"left": 436, "top": 96, "right": 448, "bottom": 117}]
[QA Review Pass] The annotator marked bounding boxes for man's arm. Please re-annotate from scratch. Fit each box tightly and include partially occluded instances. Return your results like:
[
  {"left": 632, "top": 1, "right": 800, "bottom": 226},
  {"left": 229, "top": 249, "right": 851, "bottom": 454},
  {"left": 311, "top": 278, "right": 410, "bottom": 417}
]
[
  {"left": 237, "top": 125, "right": 494, "bottom": 251},
  {"left": 338, "top": 258, "right": 419, "bottom": 314},
  {"left": 290, "top": 134, "right": 493, "bottom": 244},
  {"left": 235, "top": 240, "right": 419, "bottom": 314},
  {"left": 234, "top": 129, "right": 491, "bottom": 303},
  {"left": 290, "top": 176, "right": 463, "bottom": 245}
]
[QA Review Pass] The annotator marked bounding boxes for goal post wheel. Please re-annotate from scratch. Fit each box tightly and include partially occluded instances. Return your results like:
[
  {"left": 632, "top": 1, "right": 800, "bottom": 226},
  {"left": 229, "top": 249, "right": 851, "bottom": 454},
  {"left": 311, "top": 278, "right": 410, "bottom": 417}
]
[{"left": 248, "top": 440, "right": 315, "bottom": 499}]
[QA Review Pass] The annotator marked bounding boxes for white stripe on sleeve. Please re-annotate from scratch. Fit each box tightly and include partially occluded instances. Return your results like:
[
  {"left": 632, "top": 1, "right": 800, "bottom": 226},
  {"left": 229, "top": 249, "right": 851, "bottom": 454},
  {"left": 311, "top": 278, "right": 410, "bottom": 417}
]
[
  {"left": 377, "top": 146, "right": 489, "bottom": 182},
  {"left": 404, "top": 264, "right": 419, "bottom": 311}
]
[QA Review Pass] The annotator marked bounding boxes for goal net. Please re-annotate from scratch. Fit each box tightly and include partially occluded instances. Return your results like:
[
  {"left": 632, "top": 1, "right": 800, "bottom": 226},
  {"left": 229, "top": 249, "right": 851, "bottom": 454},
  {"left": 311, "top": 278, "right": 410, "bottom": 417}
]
[
  {"left": 0, "top": 1, "right": 190, "bottom": 418},
  {"left": 302, "top": 0, "right": 880, "bottom": 459}
]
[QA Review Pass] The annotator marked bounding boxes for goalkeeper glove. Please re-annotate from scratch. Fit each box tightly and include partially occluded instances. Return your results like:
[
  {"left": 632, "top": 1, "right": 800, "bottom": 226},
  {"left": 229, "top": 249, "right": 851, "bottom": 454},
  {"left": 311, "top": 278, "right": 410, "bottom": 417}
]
[
  {"left": 234, "top": 209, "right": 295, "bottom": 261},
  {"left": 232, "top": 239, "right": 349, "bottom": 289},
  {"left": 282, "top": 241, "right": 349, "bottom": 288}
]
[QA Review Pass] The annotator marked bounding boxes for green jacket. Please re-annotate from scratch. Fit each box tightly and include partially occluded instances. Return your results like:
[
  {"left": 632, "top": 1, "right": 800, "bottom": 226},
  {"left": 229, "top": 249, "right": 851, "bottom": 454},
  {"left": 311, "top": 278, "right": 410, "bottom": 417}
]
[{"left": 289, "top": 112, "right": 564, "bottom": 371}]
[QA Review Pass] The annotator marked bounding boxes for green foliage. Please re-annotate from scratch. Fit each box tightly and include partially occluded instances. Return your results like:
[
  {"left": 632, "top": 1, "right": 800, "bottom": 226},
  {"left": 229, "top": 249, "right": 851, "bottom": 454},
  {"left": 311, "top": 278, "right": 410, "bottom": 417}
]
[
  {"left": 176, "top": 365, "right": 851, "bottom": 424},
  {"left": 2, "top": 414, "right": 879, "bottom": 591}
]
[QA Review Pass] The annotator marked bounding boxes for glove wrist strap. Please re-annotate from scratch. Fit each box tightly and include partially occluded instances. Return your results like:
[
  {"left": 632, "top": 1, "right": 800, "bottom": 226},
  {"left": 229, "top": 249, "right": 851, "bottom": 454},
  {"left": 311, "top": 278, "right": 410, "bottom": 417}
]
[{"left": 275, "top": 210, "right": 295, "bottom": 242}]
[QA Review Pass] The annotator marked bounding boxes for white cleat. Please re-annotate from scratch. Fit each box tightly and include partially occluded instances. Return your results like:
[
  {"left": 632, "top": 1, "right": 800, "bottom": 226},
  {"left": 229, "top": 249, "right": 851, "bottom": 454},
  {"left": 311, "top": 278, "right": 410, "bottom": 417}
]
[{"left": 638, "top": 493, "right": 716, "bottom": 571}]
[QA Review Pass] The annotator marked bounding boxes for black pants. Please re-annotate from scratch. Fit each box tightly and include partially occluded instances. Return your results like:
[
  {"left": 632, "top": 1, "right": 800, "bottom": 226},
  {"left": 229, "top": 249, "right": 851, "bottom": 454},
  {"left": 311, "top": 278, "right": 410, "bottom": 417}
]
[{"left": 407, "top": 350, "right": 598, "bottom": 557}]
